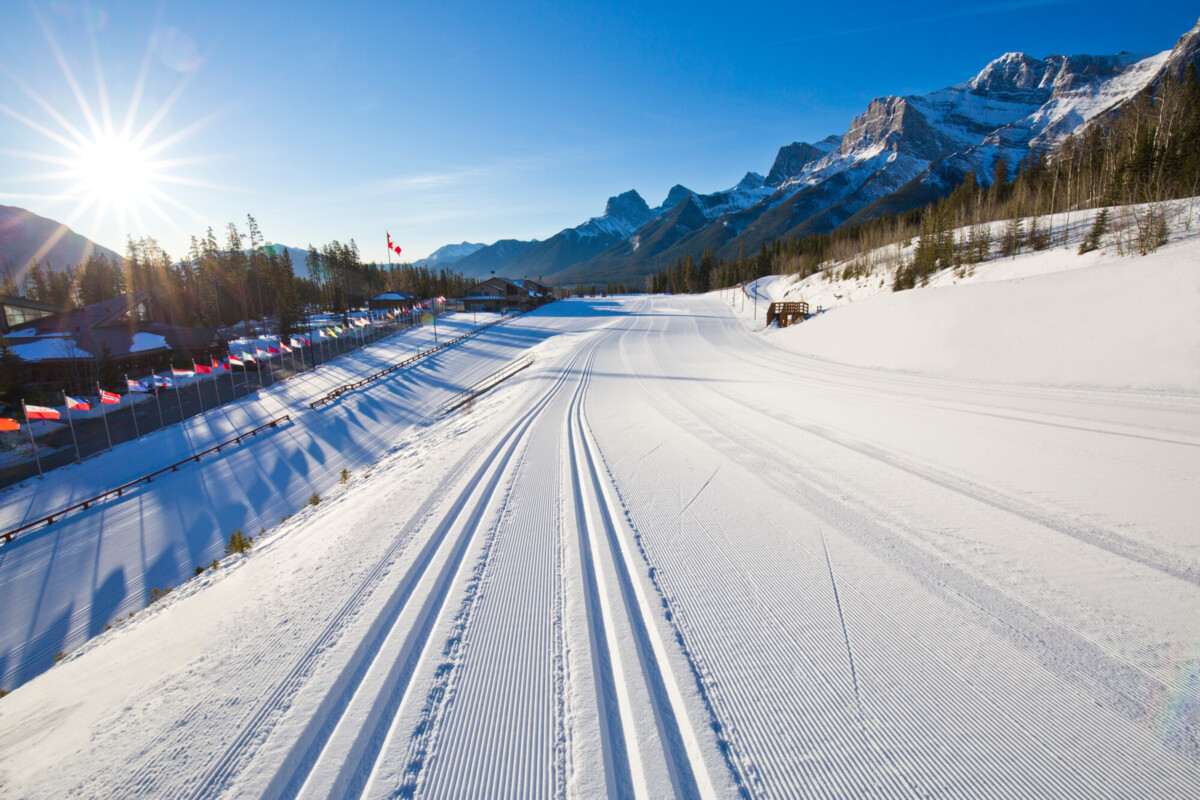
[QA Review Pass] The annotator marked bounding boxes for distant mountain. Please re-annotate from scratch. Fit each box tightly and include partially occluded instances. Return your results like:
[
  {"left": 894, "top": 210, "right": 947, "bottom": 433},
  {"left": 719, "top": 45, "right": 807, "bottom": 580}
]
[
  {"left": 451, "top": 238, "right": 539, "bottom": 280},
  {"left": 426, "top": 17, "right": 1200, "bottom": 287},
  {"left": 412, "top": 241, "right": 486, "bottom": 269},
  {"left": 0, "top": 205, "right": 123, "bottom": 282},
  {"left": 259, "top": 244, "right": 314, "bottom": 279}
]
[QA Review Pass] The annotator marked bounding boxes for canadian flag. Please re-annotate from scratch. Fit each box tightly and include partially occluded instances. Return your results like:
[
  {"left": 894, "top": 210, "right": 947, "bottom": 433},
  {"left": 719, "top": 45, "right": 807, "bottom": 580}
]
[{"left": 387, "top": 232, "right": 401, "bottom": 256}]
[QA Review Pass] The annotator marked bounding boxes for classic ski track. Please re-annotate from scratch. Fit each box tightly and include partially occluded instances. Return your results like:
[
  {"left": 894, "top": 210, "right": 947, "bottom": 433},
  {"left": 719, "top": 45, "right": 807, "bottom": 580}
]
[
  {"left": 270, "top": 342, "right": 594, "bottom": 800},
  {"left": 105, "top": 333, "right": 586, "bottom": 800},
  {"left": 569, "top": 331, "right": 718, "bottom": 800},
  {"left": 620, "top": 304, "right": 1200, "bottom": 784},
  {"left": 394, "top": 348, "right": 581, "bottom": 799},
  {"left": 565, "top": 340, "right": 640, "bottom": 799}
]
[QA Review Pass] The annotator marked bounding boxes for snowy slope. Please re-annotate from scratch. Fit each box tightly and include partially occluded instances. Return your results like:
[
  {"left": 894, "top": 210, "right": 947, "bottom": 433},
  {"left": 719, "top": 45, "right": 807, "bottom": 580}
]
[{"left": 0, "top": 243, "right": 1198, "bottom": 798}]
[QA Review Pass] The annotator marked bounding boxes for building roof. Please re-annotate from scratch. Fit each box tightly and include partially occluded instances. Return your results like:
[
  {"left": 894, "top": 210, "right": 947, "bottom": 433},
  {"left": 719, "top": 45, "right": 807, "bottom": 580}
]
[
  {"left": 3, "top": 291, "right": 221, "bottom": 362},
  {"left": 371, "top": 291, "right": 415, "bottom": 301}
]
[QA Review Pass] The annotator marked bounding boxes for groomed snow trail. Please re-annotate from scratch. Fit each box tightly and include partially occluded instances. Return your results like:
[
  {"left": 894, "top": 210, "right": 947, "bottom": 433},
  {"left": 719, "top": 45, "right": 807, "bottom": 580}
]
[{"left": 0, "top": 294, "right": 1197, "bottom": 799}]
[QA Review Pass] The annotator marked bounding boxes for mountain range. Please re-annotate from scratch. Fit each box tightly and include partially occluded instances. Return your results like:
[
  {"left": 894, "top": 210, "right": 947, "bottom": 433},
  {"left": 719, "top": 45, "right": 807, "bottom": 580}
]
[{"left": 429, "top": 17, "right": 1200, "bottom": 286}]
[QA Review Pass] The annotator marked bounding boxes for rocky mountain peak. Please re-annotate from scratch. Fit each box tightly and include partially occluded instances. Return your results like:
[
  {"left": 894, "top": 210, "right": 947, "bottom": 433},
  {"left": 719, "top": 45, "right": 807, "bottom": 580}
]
[
  {"left": 969, "top": 52, "right": 1048, "bottom": 96},
  {"left": 660, "top": 184, "right": 696, "bottom": 209},
  {"left": 603, "top": 190, "right": 651, "bottom": 226},
  {"left": 737, "top": 172, "right": 765, "bottom": 191}
]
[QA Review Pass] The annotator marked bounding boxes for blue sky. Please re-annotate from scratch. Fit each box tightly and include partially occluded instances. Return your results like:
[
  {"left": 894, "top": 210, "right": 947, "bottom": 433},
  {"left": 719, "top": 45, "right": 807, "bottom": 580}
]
[{"left": 1, "top": 0, "right": 1197, "bottom": 264}]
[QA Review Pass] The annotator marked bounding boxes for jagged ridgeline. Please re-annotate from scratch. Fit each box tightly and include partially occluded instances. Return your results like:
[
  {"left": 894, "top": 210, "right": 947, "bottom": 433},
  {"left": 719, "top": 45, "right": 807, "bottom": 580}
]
[{"left": 429, "top": 17, "right": 1200, "bottom": 291}]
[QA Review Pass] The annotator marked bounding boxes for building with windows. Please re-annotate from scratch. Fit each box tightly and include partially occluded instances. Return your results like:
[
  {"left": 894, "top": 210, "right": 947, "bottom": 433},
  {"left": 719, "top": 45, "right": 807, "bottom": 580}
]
[{"left": 1, "top": 291, "right": 223, "bottom": 395}]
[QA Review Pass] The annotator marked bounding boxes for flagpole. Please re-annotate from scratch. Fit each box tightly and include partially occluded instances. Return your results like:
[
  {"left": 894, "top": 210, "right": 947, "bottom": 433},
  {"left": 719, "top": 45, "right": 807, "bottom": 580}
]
[
  {"left": 150, "top": 372, "right": 166, "bottom": 428},
  {"left": 172, "top": 371, "right": 185, "bottom": 424},
  {"left": 62, "top": 391, "right": 82, "bottom": 463},
  {"left": 124, "top": 375, "right": 141, "bottom": 439},
  {"left": 194, "top": 365, "right": 206, "bottom": 412},
  {"left": 228, "top": 357, "right": 237, "bottom": 401},
  {"left": 252, "top": 352, "right": 264, "bottom": 391},
  {"left": 96, "top": 383, "right": 114, "bottom": 451},
  {"left": 21, "top": 400, "right": 44, "bottom": 479}
]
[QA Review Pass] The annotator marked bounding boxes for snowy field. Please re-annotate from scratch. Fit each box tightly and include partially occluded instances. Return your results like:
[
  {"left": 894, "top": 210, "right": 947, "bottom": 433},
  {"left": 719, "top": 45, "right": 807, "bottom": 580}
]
[{"left": 0, "top": 232, "right": 1198, "bottom": 797}]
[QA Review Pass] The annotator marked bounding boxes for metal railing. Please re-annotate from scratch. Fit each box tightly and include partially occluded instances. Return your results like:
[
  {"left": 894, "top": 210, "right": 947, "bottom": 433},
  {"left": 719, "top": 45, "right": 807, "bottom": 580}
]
[
  {"left": 438, "top": 353, "right": 537, "bottom": 415},
  {"left": 310, "top": 312, "right": 524, "bottom": 409},
  {"left": 1, "top": 414, "right": 293, "bottom": 543}
]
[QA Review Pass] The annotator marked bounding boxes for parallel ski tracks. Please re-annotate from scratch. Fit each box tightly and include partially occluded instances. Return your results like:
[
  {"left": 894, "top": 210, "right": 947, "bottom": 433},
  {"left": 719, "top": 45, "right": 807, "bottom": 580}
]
[
  {"left": 566, "top": 336, "right": 717, "bottom": 800},
  {"left": 106, "top": 339, "right": 587, "bottom": 799}
]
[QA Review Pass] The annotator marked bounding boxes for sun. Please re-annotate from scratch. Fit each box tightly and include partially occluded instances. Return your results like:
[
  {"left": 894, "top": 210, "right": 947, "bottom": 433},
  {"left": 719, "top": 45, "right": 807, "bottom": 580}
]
[{"left": 72, "top": 134, "right": 156, "bottom": 208}]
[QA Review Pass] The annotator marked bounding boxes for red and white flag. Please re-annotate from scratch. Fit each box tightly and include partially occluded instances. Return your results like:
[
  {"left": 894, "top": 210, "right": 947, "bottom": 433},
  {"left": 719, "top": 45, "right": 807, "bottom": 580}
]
[
  {"left": 172, "top": 368, "right": 195, "bottom": 377},
  {"left": 279, "top": 342, "right": 292, "bottom": 353},
  {"left": 387, "top": 231, "right": 402, "bottom": 256},
  {"left": 228, "top": 354, "right": 244, "bottom": 367},
  {"left": 99, "top": 388, "right": 120, "bottom": 404},
  {"left": 64, "top": 395, "right": 91, "bottom": 411},
  {"left": 25, "top": 404, "right": 61, "bottom": 420}
]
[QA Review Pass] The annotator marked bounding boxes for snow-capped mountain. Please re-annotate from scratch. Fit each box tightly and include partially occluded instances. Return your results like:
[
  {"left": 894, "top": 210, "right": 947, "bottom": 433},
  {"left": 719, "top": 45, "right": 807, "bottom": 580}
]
[
  {"left": 413, "top": 241, "right": 486, "bottom": 269},
  {"left": 434, "top": 17, "right": 1200, "bottom": 286}
]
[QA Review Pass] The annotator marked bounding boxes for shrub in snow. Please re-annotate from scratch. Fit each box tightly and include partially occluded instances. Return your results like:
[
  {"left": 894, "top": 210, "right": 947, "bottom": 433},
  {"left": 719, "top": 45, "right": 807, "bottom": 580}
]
[
  {"left": 225, "top": 529, "right": 253, "bottom": 556},
  {"left": 308, "top": 492, "right": 321, "bottom": 506},
  {"left": 340, "top": 468, "right": 350, "bottom": 484},
  {"left": 147, "top": 587, "right": 172, "bottom": 605}
]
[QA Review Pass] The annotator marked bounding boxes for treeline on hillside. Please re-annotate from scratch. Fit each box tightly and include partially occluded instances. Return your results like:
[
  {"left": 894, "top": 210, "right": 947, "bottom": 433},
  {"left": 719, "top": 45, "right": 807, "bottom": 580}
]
[
  {"left": 5, "top": 215, "right": 472, "bottom": 336},
  {"left": 303, "top": 241, "right": 470, "bottom": 312},
  {"left": 647, "top": 65, "right": 1200, "bottom": 296}
]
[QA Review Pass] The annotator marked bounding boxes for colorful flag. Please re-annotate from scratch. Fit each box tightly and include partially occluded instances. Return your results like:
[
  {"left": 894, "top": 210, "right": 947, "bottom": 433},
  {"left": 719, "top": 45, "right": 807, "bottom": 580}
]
[
  {"left": 127, "top": 379, "right": 151, "bottom": 394},
  {"left": 255, "top": 348, "right": 270, "bottom": 358},
  {"left": 242, "top": 351, "right": 256, "bottom": 362},
  {"left": 329, "top": 328, "right": 339, "bottom": 339},
  {"left": 25, "top": 404, "right": 61, "bottom": 420},
  {"left": 172, "top": 368, "right": 195, "bottom": 377},
  {"left": 152, "top": 375, "right": 172, "bottom": 388},
  {"left": 64, "top": 395, "right": 91, "bottom": 411},
  {"left": 99, "top": 388, "right": 120, "bottom": 404},
  {"left": 0, "top": 418, "right": 18, "bottom": 432},
  {"left": 194, "top": 362, "right": 213, "bottom": 374},
  {"left": 228, "top": 354, "right": 244, "bottom": 366},
  {"left": 267, "top": 346, "right": 281, "bottom": 355},
  {"left": 279, "top": 343, "right": 292, "bottom": 353}
]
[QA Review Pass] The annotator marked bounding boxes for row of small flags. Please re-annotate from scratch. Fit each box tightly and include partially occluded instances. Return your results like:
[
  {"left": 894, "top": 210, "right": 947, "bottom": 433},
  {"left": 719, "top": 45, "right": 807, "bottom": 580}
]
[{"left": 1, "top": 303, "right": 444, "bottom": 470}]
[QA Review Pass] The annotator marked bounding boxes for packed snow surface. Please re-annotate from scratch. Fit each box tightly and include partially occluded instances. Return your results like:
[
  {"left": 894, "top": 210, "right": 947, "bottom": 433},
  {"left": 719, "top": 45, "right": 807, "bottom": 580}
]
[{"left": 0, "top": 251, "right": 1198, "bottom": 798}]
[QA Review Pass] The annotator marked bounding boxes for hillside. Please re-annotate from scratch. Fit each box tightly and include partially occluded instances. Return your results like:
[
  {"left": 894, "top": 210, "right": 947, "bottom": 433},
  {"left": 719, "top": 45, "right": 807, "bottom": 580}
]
[{"left": 0, "top": 205, "right": 123, "bottom": 281}]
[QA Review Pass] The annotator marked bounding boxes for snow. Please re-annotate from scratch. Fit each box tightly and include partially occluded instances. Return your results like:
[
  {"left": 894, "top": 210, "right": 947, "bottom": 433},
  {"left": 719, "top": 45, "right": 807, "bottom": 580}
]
[
  {"left": 0, "top": 217, "right": 1199, "bottom": 798},
  {"left": 7, "top": 335, "right": 93, "bottom": 361},
  {"left": 128, "top": 332, "right": 168, "bottom": 352}
]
